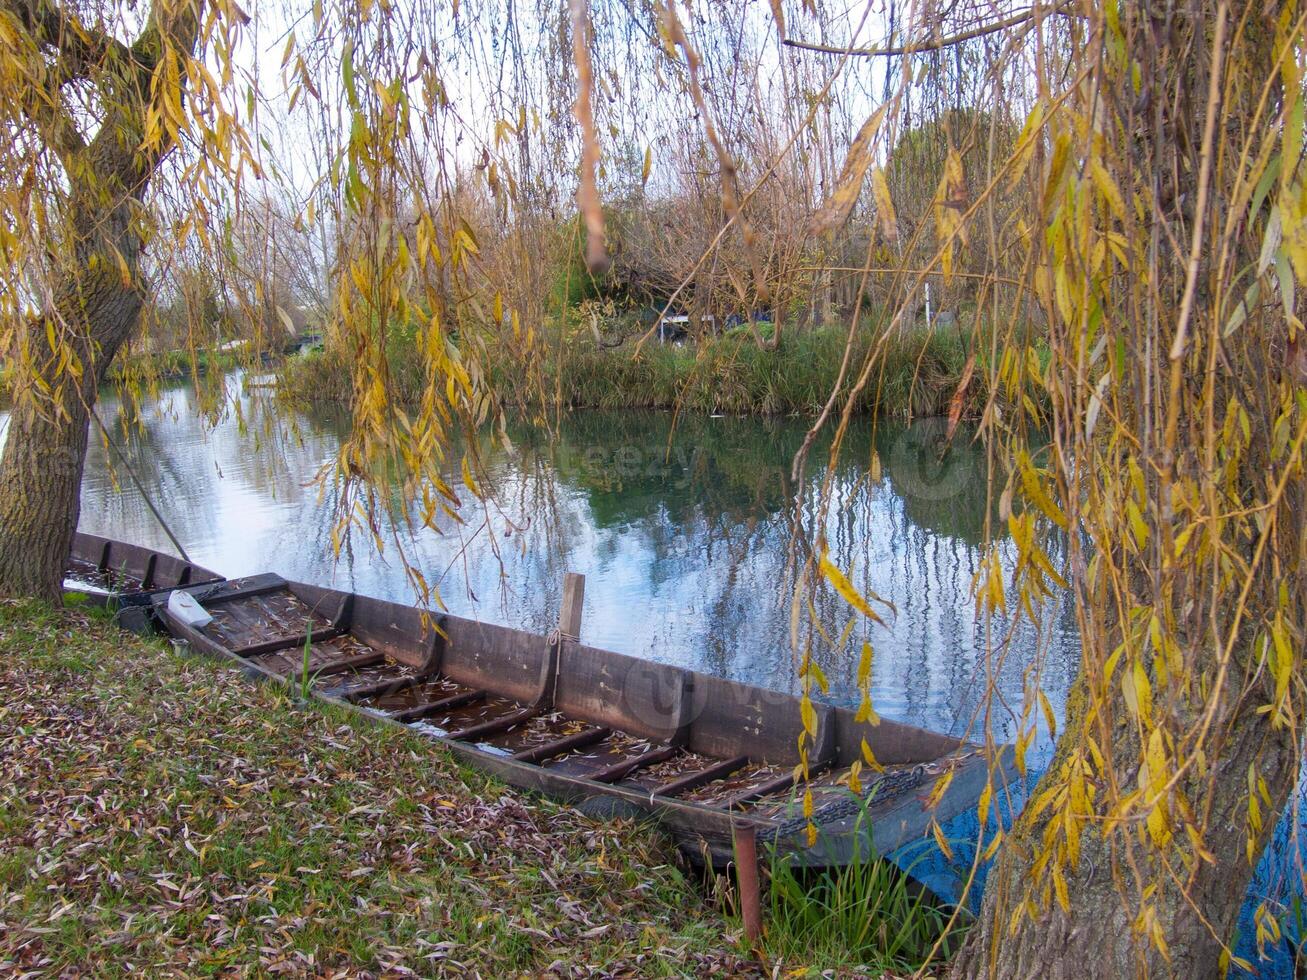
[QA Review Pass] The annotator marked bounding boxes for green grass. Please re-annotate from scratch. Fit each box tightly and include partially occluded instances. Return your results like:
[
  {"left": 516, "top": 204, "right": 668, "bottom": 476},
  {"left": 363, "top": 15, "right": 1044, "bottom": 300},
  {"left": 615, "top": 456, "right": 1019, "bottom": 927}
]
[
  {"left": 0, "top": 598, "right": 751, "bottom": 977},
  {"left": 760, "top": 800, "right": 963, "bottom": 975}
]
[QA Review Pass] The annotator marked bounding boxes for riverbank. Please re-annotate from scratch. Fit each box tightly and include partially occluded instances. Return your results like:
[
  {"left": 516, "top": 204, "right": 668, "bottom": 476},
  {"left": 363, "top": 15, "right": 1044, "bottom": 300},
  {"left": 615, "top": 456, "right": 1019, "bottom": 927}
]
[
  {"left": 279, "top": 323, "right": 987, "bottom": 418},
  {"left": 0, "top": 599, "right": 755, "bottom": 976}
]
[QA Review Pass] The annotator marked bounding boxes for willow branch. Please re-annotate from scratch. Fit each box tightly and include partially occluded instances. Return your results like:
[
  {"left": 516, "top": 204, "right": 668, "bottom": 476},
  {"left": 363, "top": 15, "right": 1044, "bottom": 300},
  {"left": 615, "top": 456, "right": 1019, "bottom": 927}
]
[{"left": 782, "top": 2, "right": 1074, "bottom": 57}]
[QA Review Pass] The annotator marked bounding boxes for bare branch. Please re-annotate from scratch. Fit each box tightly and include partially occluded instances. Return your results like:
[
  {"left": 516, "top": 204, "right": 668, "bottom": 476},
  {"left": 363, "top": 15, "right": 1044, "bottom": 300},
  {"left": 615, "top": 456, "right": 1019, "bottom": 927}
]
[{"left": 782, "top": 3, "right": 1074, "bottom": 57}]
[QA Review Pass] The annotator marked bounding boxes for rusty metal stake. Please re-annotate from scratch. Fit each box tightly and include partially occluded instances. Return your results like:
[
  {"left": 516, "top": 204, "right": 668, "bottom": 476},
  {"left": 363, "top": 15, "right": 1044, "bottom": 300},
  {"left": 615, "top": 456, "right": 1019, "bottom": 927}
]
[{"left": 733, "top": 822, "right": 762, "bottom": 944}]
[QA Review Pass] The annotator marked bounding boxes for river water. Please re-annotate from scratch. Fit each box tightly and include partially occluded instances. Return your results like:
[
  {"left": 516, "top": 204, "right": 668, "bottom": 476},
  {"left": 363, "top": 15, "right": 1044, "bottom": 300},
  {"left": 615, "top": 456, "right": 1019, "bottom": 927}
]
[{"left": 0, "top": 373, "right": 1299, "bottom": 972}]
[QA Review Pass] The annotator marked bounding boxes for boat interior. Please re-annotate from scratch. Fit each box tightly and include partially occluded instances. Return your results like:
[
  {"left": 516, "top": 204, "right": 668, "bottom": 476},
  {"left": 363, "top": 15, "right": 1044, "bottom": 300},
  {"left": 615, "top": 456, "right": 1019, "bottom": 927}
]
[{"left": 163, "top": 573, "right": 966, "bottom": 820}]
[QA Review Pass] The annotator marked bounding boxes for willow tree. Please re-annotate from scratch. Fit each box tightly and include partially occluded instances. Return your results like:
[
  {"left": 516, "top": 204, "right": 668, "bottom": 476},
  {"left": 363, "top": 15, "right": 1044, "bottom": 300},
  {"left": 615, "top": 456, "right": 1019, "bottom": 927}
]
[
  {"left": 0, "top": 0, "right": 565, "bottom": 601},
  {"left": 0, "top": 0, "right": 216, "bottom": 596},
  {"left": 783, "top": 0, "right": 1306, "bottom": 974}
]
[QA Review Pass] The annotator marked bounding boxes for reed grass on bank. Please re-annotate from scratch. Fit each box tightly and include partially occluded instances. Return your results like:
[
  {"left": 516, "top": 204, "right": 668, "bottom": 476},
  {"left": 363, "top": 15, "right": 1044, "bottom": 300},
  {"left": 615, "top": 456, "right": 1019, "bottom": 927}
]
[{"left": 280, "top": 322, "right": 986, "bottom": 418}]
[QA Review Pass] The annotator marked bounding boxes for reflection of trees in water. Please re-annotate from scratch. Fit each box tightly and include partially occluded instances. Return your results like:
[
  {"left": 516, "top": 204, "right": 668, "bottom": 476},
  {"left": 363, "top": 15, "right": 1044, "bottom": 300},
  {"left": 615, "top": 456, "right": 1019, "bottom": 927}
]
[{"left": 73, "top": 386, "right": 1080, "bottom": 742}]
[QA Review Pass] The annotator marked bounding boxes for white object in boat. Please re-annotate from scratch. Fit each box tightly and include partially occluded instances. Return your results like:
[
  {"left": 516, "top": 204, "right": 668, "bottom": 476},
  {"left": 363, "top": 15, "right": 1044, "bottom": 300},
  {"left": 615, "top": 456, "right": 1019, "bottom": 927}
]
[{"left": 168, "top": 589, "right": 213, "bottom": 628}]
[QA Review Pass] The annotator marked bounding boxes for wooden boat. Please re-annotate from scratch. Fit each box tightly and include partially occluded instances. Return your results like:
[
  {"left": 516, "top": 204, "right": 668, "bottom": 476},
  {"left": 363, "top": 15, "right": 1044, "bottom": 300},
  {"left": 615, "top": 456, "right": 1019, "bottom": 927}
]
[
  {"left": 152, "top": 568, "right": 1001, "bottom": 867},
  {"left": 65, "top": 532, "right": 223, "bottom": 622}
]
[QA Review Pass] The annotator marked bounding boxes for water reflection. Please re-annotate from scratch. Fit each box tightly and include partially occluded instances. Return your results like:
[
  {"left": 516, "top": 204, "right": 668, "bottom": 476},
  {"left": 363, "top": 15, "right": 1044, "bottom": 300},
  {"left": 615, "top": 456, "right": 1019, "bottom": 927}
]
[{"left": 44, "top": 378, "right": 1080, "bottom": 749}]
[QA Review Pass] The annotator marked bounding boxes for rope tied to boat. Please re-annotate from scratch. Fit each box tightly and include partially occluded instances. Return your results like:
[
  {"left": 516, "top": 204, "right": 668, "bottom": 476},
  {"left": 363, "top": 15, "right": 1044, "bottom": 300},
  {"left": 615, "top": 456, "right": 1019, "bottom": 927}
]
[
  {"left": 546, "top": 628, "right": 580, "bottom": 647},
  {"left": 92, "top": 410, "right": 193, "bottom": 563}
]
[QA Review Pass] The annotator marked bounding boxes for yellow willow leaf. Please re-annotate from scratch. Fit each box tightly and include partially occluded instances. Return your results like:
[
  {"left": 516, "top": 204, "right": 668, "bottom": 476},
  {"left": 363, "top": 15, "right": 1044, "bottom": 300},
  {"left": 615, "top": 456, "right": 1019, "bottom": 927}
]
[
  {"left": 1008, "top": 102, "right": 1045, "bottom": 191},
  {"left": 931, "top": 821, "right": 954, "bottom": 861},
  {"left": 848, "top": 760, "right": 863, "bottom": 795},
  {"left": 1014, "top": 727, "right": 1032, "bottom": 777},
  {"left": 870, "top": 167, "right": 898, "bottom": 243},
  {"left": 818, "top": 550, "right": 888, "bottom": 624},
  {"left": 860, "top": 737, "right": 883, "bottom": 771},
  {"left": 800, "top": 695, "right": 817, "bottom": 736},
  {"left": 1123, "top": 658, "right": 1153, "bottom": 723},
  {"left": 925, "top": 769, "right": 954, "bottom": 810},
  {"left": 1173, "top": 523, "right": 1196, "bottom": 557},
  {"left": 1053, "top": 865, "right": 1070, "bottom": 913},
  {"left": 810, "top": 104, "right": 887, "bottom": 236},
  {"left": 642, "top": 145, "right": 652, "bottom": 185},
  {"left": 856, "top": 641, "right": 873, "bottom": 688},
  {"left": 1018, "top": 454, "right": 1069, "bottom": 529},
  {"left": 1039, "top": 689, "right": 1057, "bottom": 738},
  {"left": 854, "top": 691, "right": 880, "bottom": 725},
  {"left": 987, "top": 552, "right": 1007, "bottom": 615},
  {"left": 808, "top": 660, "right": 829, "bottom": 694},
  {"left": 1281, "top": 176, "right": 1307, "bottom": 283},
  {"left": 1089, "top": 157, "right": 1126, "bottom": 218},
  {"left": 461, "top": 457, "right": 482, "bottom": 500},
  {"left": 978, "top": 780, "right": 993, "bottom": 822}
]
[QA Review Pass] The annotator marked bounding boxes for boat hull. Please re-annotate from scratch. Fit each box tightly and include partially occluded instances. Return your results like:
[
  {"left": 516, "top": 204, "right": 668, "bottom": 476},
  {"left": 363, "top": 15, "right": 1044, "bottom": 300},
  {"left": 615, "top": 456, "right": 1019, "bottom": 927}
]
[{"left": 149, "top": 571, "right": 1011, "bottom": 868}]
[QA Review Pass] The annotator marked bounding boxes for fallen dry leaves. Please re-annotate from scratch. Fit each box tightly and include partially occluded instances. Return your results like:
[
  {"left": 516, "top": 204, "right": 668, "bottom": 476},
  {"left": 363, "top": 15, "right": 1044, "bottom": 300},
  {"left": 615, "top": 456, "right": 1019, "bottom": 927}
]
[{"left": 0, "top": 598, "right": 762, "bottom": 978}]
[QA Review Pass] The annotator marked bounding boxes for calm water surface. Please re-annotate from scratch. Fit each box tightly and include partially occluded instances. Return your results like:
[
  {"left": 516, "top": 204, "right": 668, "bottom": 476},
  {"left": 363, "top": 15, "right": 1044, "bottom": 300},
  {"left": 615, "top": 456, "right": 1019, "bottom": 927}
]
[
  {"left": 62, "top": 376, "right": 1079, "bottom": 750},
  {"left": 0, "top": 373, "right": 1299, "bottom": 973}
]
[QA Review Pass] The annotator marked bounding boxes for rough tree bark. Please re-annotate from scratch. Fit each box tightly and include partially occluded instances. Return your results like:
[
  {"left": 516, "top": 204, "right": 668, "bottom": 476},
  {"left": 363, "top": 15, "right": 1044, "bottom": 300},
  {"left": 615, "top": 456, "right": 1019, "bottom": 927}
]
[
  {"left": 950, "top": 673, "right": 1299, "bottom": 978},
  {"left": 0, "top": 0, "right": 202, "bottom": 601}
]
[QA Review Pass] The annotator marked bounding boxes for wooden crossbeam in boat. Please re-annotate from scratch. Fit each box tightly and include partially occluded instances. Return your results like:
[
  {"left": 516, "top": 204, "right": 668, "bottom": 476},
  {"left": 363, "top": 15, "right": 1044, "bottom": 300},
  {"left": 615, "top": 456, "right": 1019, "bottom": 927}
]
[
  {"left": 332, "top": 672, "right": 431, "bottom": 703},
  {"left": 726, "top": 762, "right": 832, "bottom": 810},
  {"left": 184, "top": 574, "right": 288, "bottom": 606},
  {"left": 392, "top": 689, "right": 486, "bottom": 723},
  {"left": 139, "top": 553, "right": 158, "bottom": 590},
  {"left": 305, "top": 650, "right": 387, "bottom": 678},
  {"left": 448, "top": 706, "right": 538, "bottom": 742},
  {"left": 589, "top": 745, "right": 679, "bottom": 784},
  {"left": 726, "top": 770, "right": 798, "bottom": 809},
  {"left": 650, "top": 754, "right": 750, "bottom": 798},
  {"left": 512, "top": 726, "right": 611, "bottom": 764},
  {"left": 233, "top": 626, "right": 347, "bottom": 659}
]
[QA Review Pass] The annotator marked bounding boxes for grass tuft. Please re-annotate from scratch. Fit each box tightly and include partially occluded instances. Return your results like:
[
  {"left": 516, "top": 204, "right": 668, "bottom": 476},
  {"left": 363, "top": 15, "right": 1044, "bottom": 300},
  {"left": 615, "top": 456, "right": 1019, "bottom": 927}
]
[{"left": 758, "top": 795, "right": 963, "bottom": 975}]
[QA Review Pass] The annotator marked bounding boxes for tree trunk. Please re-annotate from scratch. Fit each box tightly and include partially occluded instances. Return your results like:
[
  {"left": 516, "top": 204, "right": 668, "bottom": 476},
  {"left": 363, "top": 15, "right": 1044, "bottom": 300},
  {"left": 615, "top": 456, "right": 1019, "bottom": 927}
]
[
  {"left": 0, "top": 369, "right": 94, "bottom": 601},
  {"left": 0, "top": 270, "right": 144, "bottom": 602},
  {"left": 950, "top": 671, "right": 1298, "bottom": 978},
  {"left": 948, "top": 0, "right": 1300, "bottom": 974}
]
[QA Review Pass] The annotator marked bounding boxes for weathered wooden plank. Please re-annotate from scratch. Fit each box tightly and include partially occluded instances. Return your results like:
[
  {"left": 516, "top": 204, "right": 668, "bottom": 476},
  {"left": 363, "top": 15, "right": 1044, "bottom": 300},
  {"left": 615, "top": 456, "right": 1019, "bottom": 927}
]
[
  {"left": 441, "top": 618, "right": 546, "bottom": 704},
  {"left": 649, "top": 754, "right": 750, "bottom": 799},
  {"left": 391, "top": 689, "right": 486, "bottom": 723},
  {"left": 554, "top": 643, "right": 691, "bottom": 743},
  {"left": 448, "top": 706, "right": 537, "bottom": 742},
  {"left": 512, "top": 726, "right": 611, "bottom": 764},
  {"left": 559, "top": 572, "right": 584, "bottom": 639},
  {"left": 232, "top": 625, "right": 347, "bottom": 659},
  {"left": 332, "top": 671, "right": 431, "bottom": 703},
  {"left": 831, "top": 705, "right": 962, "bottom": 767},
  {"left": 589, "top": 745, "right": 679, "bottom": 784},
  {"left": 726, "top": 762, "right": 832, "bottom": 810},
  {"left": 309, "top": 650, "right": 387, "bottom": 678},
  {"left": 727, "top": 769, "right": 802, "bottom": 810},
  {"left": 171, "top": 574, "right": 288, "bottom": 607}
]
